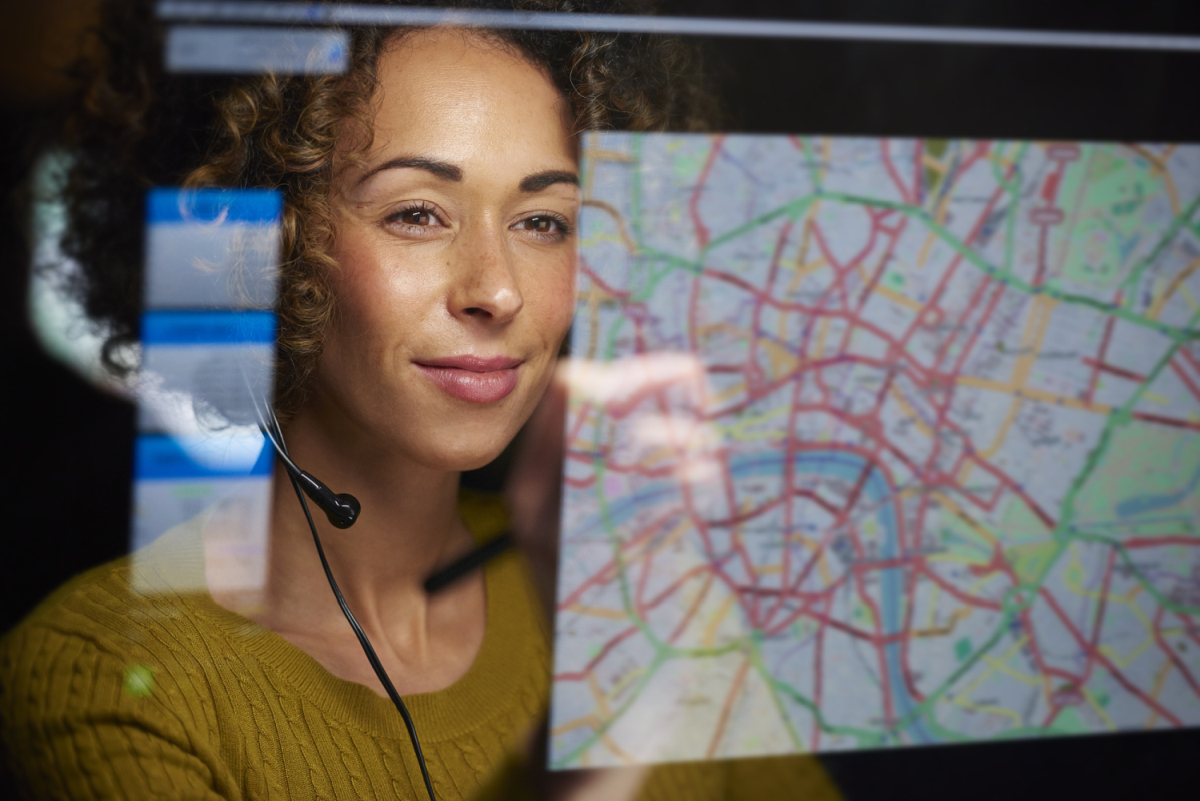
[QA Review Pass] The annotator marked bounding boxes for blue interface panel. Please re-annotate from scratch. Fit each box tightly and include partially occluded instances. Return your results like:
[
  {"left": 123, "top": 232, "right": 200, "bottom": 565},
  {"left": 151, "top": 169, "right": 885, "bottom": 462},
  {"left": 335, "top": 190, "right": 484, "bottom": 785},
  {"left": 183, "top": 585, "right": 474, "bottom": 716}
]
[{"left": 132, "top": 188, "right": 281, "bottom": 596}]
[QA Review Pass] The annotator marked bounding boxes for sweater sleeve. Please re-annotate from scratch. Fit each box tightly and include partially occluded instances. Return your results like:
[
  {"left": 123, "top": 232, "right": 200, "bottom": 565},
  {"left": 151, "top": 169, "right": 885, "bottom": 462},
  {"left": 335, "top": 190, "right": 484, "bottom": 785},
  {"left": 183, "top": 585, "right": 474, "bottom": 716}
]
[{"left": 0, "top": 624, "right": 235, "bottom": 801}]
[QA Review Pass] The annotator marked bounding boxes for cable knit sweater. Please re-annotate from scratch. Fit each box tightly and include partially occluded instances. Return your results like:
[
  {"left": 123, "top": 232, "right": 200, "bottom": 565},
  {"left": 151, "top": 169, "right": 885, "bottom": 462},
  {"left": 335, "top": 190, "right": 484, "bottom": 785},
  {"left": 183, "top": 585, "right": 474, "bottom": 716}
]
[{"left": 0, "top": 493, "right": 842, "bottom": 800}]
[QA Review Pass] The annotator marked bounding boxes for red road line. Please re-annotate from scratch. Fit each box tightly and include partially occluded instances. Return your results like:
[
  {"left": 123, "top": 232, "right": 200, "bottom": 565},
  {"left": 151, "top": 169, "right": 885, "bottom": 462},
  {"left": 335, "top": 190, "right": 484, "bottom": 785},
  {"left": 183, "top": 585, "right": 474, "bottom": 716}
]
[
  {"left": 747, "top": 219, "right": 797, "bottom": 394},
  {"left": 1123, "top": 536, "right": 1200, "bottom": 549},
  {"left": 667, "top": 572, "right": 715, "bottom": 644},
  {"left": 811, "top": 606, "right": 826, "bottom": 750},
  {"left": 1174, "top": 610, "right": 1200, "bottom": 650},
  {"left": 1179, "top": 344, "right": 1200, "bottom": 376},
  {"left": 762, "top": 599, "right": 892, "bottom": 643},
  {"left": 1032, "top": 160, "right": 1066, "bottom": 287},
  {"left": 706, "top": 657, "right": 751, "bottom": 758},
  {"left": 1132, "top": 412, "right": 1200, "bottom": 431},
  {"left": 1170, "top": 358, "right": 1200, "bottom": 404},
  {"left": 933, "top": 267, "right": 992, "bottom": 374},
  {"left": 769, "top": 368, "right": 811, "bottom": 627},
  {"left": 912, "top": 139, "right": 925, "bottom": 204},
  {"left": 1153, "top": 605, "right": 1200, "bottom": 700},
  {"left": 1019, "top": 605, "right": 1084, "bottom": 689},
  {"left": 1085, "top": 313, "right": 1118, "bottom": 405},
  {"left": 882, "top": 139, "right": 915, "bottom": 205},
  {"left": 1040, "top": 588, "right": 1183, "bottom": 726},
  {"left": 634, "top": 541, "right": 656, "bottom": 610},
  {"left": 579, "top": 258, "right": 631, "bottom": 300},
  {"left": 853, "top": 556, "right": 898, "bottom": 723},
  {"left": 1081, "top": 357, "right": 1147, "bottom": 383},
  {"left": 557, "top": 509, "right": 681, "bottom": 609},
  {"left": 897, "top": 148, "right": 1018, "bottom": 383},
  {"left": 900, "top": 567, "right": 927, "bottom": 704},
  {"left": 1085, "top": 549, "right": 1118, "bottom": 681},
  {"left": 916, "top": 563, "right": 1003, "bottom": 611},
  {"left": 643, "top": 563, "right": 716, "bottom": 614},
  {"left": 964, "top": 454, "right": 1058, "bottom": 527},
  {"left": 856, "top": 213, "right": 907, "bottom": 318},
  {"left": 554, "top": 624, "right": 640, "bottom": 682},
  {"left": 689, "top": 137, "right": 724, "bottom": 250}
]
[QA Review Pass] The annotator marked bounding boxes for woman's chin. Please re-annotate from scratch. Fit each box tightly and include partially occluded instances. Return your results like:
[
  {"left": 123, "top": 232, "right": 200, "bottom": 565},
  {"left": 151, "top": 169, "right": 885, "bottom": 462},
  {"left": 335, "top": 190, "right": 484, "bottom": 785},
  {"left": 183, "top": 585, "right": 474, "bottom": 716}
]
[
  {"left": 407, "top": 426, "right": 516, "bottom": 474},
  {"left": 399, "top": 383, "right": 548, "bottom": 473}
]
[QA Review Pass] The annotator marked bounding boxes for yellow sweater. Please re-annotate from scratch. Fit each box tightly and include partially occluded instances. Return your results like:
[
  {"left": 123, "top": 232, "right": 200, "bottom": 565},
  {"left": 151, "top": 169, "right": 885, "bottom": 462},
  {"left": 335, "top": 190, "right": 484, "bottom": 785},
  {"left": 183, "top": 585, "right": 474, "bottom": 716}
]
[{"left": 0, "top": 495, "right": 842, "bottom": 800}]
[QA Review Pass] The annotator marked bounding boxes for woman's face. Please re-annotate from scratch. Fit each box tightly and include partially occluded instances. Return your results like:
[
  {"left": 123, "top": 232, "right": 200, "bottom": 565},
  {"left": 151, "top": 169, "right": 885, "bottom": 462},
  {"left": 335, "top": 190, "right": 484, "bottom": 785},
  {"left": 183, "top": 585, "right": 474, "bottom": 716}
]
[{"left": 315, "top": 30, "right": 579, "bottom": 470}]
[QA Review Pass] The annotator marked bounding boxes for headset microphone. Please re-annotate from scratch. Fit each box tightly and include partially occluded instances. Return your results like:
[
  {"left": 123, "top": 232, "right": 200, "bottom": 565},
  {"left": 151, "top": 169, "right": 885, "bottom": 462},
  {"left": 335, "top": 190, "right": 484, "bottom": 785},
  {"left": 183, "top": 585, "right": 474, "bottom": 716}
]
[
  {"left": 290, "top": 469, "right": 361, "bottom": 529},
  {"left": 255, "top": 409, "right": 435, "bottom": 801},
  {"left": 255, "top": 413, "right": 361, "bottom": 529}
]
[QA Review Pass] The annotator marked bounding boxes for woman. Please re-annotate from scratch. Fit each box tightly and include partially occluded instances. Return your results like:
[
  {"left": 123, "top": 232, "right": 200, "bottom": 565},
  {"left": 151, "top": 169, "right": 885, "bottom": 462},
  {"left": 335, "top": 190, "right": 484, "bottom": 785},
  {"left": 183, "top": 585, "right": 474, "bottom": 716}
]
[{"left": 1, "top": 1, "right": 842, "bottom": 799}]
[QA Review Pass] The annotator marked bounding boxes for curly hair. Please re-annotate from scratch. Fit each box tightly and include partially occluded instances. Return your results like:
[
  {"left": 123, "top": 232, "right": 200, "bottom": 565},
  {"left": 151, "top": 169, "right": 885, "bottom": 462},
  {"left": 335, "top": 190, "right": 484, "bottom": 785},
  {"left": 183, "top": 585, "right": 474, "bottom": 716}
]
[{"left": 59, "top": 0, "right": 717, "bottom": 417}]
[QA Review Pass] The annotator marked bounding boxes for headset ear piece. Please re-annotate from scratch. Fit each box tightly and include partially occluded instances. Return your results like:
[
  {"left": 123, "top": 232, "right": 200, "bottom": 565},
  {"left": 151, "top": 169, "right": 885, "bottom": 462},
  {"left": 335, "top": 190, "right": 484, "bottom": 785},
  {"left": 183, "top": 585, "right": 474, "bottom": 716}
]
[
  {"left": 294, "top": 470, "right": 360, "bottom": 529},
  {"left": 329, "top": 493, "right": 361, "bottom": 529}
]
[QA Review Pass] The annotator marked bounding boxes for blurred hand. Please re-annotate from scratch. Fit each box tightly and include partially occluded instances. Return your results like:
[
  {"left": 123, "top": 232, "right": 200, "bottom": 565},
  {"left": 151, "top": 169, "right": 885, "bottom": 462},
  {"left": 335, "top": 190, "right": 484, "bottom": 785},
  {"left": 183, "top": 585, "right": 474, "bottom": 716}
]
[
  {"left": 506, "top": 353, "right": 708, "bottom": 616},
  {"left": 504, "top": 363, "right": 648, "bottom": 801},
  {"left": 505, "top": 364, "right": 569, "bottom": 617}
]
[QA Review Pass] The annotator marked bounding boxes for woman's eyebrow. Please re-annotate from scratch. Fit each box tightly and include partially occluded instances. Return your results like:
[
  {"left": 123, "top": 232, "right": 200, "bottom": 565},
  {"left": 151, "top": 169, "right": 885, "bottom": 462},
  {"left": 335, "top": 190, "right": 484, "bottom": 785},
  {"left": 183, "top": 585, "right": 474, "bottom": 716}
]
[
  {"left": 356, "top": 156, "right": 463, "bottom": 187},
  {"left": 519, "top": 170, "right": 579, "bottom": 193}
]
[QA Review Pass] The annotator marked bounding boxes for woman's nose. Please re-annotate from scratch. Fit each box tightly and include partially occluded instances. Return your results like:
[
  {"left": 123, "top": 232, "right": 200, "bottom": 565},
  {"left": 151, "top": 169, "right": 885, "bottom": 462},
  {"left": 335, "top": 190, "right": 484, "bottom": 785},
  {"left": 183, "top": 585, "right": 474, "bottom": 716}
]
[{"left": 447, "top": 221, "right": 524, "bottom": 325}]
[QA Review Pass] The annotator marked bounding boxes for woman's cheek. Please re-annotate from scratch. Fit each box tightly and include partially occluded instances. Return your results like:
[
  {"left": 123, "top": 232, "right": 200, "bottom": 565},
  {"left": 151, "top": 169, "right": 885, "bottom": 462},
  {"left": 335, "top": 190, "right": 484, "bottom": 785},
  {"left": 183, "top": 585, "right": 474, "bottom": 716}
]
[
  {"left": 545, "top": 256, "right": 579, "bottom": 342},
  {"left": 337, "top": 239, "right": 437, "bottom": 338}
]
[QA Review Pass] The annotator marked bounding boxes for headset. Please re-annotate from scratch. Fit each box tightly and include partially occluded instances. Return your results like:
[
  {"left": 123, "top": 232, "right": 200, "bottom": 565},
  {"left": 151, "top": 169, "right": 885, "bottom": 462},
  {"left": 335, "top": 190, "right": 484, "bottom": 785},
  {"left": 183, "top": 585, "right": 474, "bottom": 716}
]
[
  {"left": 256, "top": 409, "right": 436, "bottom": 801},
  {"left": 253, "top": 403, "right": 518, "bottom": 801}
]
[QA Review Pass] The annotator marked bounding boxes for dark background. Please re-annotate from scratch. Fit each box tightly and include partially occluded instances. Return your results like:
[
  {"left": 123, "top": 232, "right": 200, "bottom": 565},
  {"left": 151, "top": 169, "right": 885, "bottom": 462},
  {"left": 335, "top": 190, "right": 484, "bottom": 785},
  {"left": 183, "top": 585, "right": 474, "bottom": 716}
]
[{"left": 1, "top": 1, "right": 1198, "bottom": 798}]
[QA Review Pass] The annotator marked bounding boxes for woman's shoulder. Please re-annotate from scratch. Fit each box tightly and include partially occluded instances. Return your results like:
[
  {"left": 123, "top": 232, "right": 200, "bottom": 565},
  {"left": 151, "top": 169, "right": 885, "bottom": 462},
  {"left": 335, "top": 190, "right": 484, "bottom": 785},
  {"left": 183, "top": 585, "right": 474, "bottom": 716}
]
[
  {"left": 0, "top": 539, "right": 247, "bottom": 799},
  {"left": 2, "top": 554, "right": 142, "bottom": 667},
  {"left": 0, "top": 516, "right": 247, "bottom": 749},
  {"left": 0, "top": 536, "right": 217, "bottom": 723},
  {"left": 1, "top": 519, "right": 214, "bottom": 670}
]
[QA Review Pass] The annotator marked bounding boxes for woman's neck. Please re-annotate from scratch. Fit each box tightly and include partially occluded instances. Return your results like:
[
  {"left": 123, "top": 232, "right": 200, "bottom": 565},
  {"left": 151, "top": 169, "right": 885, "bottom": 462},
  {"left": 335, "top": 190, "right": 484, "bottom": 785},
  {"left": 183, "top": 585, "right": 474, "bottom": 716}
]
[
  {"left": 266, "top": 401, "right": 475, "bottom": 625},
  {"left": 208, "top": 400, "right": 487, "bottom": 696}
]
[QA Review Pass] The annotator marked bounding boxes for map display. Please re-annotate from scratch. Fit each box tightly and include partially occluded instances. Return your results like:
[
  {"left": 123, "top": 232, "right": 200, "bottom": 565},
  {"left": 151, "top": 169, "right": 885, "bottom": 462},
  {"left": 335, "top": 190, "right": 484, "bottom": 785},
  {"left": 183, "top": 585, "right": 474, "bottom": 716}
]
[{"left": 549, "top": 133, "right": 1200, "bottom": 767}]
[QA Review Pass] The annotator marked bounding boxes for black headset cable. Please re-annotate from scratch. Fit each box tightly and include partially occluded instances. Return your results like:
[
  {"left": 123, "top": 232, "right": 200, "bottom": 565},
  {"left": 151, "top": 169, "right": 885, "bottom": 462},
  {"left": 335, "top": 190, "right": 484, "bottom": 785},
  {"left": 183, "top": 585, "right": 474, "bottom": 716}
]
[{"left": 267, "top": 414, "right": 437, "bottom": 801}]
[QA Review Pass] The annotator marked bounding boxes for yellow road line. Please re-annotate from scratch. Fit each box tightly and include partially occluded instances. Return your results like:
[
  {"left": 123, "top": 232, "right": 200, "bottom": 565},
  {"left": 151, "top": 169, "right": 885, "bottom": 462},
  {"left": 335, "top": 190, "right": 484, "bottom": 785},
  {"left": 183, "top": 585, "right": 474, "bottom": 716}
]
[
  {"left": 955, "top": 376, "right": 1113, "bottom": 415},
  {"left": 601, "top": 735, "right": 638, "bottom": 765},
  {"left": 588, "top": 672, "right": 611, "bottom": 717},
  {"left": 704, "top": 593, "right": 738, "bottom": 648},
  {"left": 1082, "top": 688, "right": 1118, "bottom": 730},
  {"left": 930, "top": 492, "right": 1002, "bottom": 550},
  {"left": 974, "top": 295, "right": 1057, "bottom": 459},
  {"left": 874, "top": 283, "right": 925, "bottom": 312},
  {"left": 1148, "top": 255, "right": 1200, "bottom": 320},
  {"left": 552, "top": 715, "right": 601, "bottom": 737},
  {"left": 981, "top": 638, "right": 1039, "bottom": 686},
  {"left": 1145, "top": 660, "right": 1173, "bottom": 727},
  {"left": 958, "top": 635, "right": 1025, "bottom": 697},
  {"left": 570, "top": 604, "right": 630, "bottom": 621},
  {"left": 1123, "top": 143, "right": 1181, "bottom": 216},
  {"left": 948, "top": 695, "right": 1023, "bottom": 728}
]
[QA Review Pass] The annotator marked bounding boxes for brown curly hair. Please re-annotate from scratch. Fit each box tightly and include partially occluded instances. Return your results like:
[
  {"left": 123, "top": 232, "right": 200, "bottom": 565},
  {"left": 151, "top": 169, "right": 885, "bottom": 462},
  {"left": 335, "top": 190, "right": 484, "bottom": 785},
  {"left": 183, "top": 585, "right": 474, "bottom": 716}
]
[{"left": 59, "top": 0, "right": 717, "bottom": 417}]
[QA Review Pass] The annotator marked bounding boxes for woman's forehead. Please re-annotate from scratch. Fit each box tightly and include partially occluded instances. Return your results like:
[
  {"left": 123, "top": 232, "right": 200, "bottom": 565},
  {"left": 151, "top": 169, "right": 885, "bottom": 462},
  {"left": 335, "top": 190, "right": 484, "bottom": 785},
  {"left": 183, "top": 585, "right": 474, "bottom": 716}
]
[{"left": 340, "top": 27, "right": 576, "bottom": 187}]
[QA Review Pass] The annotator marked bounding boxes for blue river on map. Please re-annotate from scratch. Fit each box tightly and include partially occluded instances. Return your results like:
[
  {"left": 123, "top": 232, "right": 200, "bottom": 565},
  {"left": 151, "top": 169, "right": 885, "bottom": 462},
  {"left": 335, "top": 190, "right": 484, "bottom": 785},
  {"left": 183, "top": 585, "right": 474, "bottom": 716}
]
[
  {"left": 583, "top": 448, "right": 936, "bottom": 744},
  {"left": 1113, "top": 457, "right": 1200, "bottom": 520}
]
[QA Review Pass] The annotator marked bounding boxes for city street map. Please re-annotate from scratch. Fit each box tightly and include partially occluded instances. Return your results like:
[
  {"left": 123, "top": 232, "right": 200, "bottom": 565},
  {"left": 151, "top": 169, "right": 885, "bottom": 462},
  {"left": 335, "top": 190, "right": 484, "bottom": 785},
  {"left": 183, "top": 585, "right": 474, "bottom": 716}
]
[{"left": 550, "top": 133, "right": 1200, "bottom": 767}]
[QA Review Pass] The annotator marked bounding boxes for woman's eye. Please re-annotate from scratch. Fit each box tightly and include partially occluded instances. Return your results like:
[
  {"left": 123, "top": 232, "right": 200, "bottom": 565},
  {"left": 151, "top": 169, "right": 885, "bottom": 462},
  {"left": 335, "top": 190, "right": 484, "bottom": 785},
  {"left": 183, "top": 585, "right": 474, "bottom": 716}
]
[
  {"left": 514, "top": 214, "right": 572, "bottom": 238},
  {"left": 525, "top": 216, "right": 556, "bottom": 233},
  {"left": 397, "top": 208, "right": 434, "bottom": 226}
]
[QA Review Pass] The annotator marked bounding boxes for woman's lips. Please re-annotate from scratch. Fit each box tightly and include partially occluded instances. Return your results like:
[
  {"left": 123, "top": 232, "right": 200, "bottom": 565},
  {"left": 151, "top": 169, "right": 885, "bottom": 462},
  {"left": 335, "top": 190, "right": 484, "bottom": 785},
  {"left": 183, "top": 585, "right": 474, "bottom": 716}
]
[{"left": 414, "top": 355, "right": 522, "bottom": 403}]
